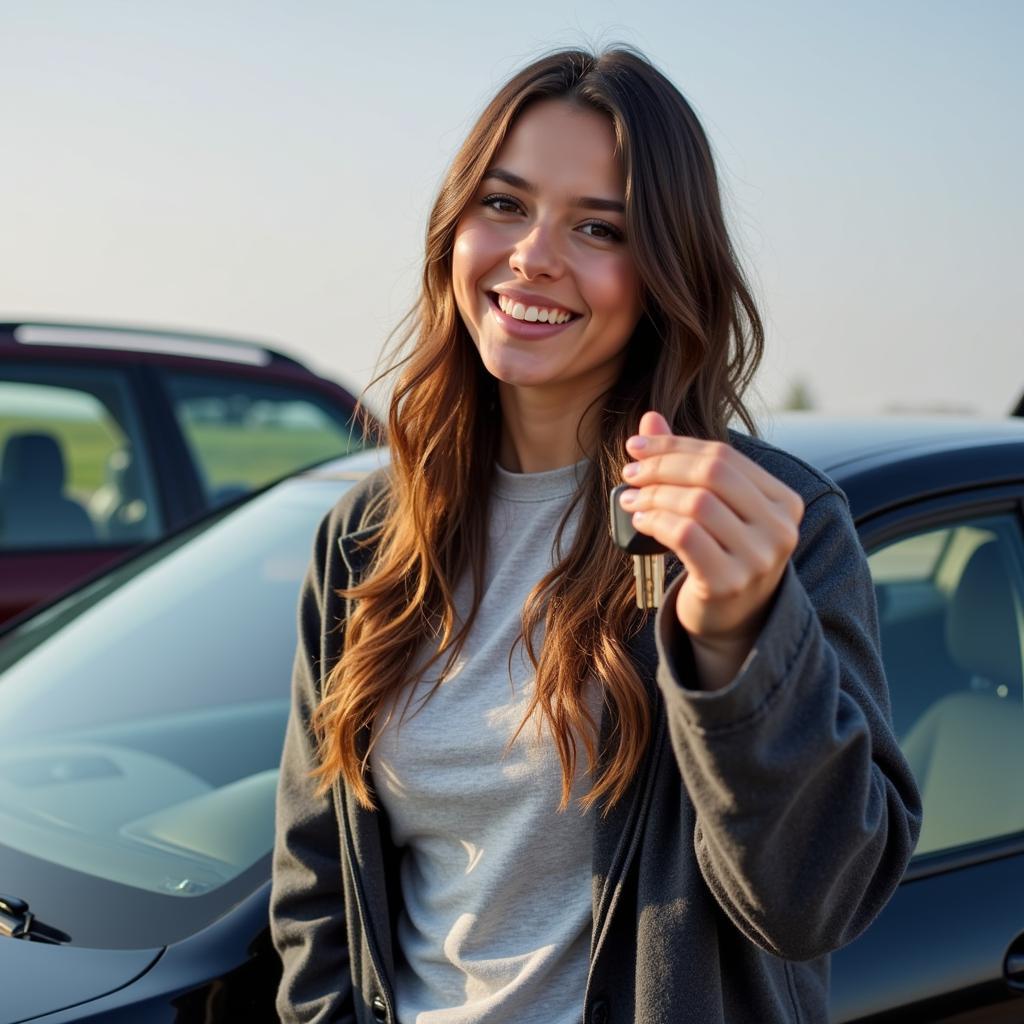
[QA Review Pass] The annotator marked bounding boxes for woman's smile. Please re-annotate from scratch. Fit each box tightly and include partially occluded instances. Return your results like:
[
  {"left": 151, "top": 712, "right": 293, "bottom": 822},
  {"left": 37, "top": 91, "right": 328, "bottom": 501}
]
[
  {"left": 486, "top": 291, "right": 582, "bottom": 339},
  {"left": 491, "top": 290, "right": 581, "bottom": 325}
]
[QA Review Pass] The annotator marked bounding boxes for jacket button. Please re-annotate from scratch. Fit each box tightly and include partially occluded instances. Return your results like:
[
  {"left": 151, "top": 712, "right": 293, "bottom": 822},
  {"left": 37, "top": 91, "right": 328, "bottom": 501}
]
[
  {"left": 591, "top": 998, "right": 609, "bottom": 1024},
  {"left": 371, "top": 994, "right": 388, "bottom": 1022}
]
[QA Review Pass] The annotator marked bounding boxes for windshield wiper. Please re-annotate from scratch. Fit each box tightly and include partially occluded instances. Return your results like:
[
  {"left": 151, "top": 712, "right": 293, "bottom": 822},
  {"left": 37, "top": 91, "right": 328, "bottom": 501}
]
[{"left": 0, "top": 894, "right": 70, "bottom": 943}]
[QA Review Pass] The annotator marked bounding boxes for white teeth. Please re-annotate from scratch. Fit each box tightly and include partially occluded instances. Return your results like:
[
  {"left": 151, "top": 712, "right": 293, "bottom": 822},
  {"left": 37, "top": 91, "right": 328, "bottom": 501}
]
[{"left": 495, "top": 294, "right": 573, "bottom": 324}]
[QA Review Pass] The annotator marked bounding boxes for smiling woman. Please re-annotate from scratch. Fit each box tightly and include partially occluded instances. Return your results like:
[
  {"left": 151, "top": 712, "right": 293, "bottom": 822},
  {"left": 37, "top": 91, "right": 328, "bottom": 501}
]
[{"left": 270, "top": 47, "right": 921, "bottom": 1024}]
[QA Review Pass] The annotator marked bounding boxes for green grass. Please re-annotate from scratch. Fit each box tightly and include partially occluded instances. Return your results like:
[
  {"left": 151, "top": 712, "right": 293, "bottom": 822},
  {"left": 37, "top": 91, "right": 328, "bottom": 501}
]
[{"left": 182, "top": 425, "right": 361, "bottom": 490}]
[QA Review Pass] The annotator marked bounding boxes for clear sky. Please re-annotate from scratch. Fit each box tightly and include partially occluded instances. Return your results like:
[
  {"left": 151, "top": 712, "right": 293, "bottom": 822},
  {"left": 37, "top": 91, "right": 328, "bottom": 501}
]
[{"left": 2, "top": 0, "right": 1021, "bottom": 418}]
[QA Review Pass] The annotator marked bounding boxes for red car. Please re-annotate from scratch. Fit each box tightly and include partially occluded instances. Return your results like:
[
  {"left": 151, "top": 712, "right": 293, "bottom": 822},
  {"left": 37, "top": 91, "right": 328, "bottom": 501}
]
[{"left": 0, "top": 320, "right": 372, "bottom": 625}]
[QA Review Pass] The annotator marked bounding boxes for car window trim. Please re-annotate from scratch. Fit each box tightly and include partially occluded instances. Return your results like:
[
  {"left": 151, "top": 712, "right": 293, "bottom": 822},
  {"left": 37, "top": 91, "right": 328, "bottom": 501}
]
[
  {"left": 857, "top": 485, "right": 1024, "bottom": 553},
  {"left": 903, "top": 832, "right": 1024, "bottom": 884}
]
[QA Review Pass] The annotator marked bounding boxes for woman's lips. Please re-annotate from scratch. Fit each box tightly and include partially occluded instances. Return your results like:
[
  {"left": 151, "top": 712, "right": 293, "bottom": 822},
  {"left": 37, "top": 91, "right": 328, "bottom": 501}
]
[{"left": 486, "top": 293, "right": 580, "bottom": 339}]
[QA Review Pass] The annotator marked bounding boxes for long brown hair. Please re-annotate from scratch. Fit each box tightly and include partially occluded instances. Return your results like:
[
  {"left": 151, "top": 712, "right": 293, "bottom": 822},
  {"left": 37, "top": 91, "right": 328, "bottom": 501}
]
[{"left": 312, "top": 47, "right": 764, "bottom": 812}]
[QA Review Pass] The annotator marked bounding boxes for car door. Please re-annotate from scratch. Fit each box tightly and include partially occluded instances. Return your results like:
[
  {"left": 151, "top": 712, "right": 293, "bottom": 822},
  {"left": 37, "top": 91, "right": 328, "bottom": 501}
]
[
  {"left": 0, "top": 363, "right": 165, "bottom": 623},
  {"left": 830, "top": 486, "right": 1024, "bottom": 1022}
]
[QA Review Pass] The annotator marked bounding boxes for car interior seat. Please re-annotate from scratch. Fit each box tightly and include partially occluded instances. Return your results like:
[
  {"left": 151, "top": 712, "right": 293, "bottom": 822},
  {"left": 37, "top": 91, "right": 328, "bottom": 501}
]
[
  {"left": 0, "top": 432, "right": 96, "bottom": 547},
  {"left": 900, "top": 539, "right": 1024, "bottom": 854}
]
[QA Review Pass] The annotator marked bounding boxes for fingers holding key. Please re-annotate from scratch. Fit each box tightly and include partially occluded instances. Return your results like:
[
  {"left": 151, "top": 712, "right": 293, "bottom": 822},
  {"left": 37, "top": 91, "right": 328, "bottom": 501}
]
[
  {"left": 618, "top": 484, "right": 751, "bottom": 566},
  {"left": 614, "top": 487, "right": 782, "bottom": 593},
  {"left": 620, "top": 441, "right": 804, "bottom": 563},
  {"left": 619, "top": 413, "right": 804, "bottom": 643}
]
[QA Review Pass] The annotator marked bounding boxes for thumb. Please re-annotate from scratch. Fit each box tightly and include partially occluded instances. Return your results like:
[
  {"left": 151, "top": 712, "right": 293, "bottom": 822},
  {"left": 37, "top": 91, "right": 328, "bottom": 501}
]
[{"left": 638, "top": 410, "right": 672, "bottom": 437}]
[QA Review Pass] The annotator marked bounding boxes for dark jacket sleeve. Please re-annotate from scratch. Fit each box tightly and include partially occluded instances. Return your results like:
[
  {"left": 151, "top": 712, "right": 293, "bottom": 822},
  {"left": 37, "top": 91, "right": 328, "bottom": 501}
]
[
  {"left": 654, "top": 485, "right": 923, "bottom": 962},
  {"left": 271, "top": 507, "right": 356, "bottom": 1024}
]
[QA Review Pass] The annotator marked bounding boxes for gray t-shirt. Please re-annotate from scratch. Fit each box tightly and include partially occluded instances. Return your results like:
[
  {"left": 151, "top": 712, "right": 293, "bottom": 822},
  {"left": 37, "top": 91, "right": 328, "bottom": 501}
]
[{"left": 369, "top": 459, "right": 598, "bottom": 1024}]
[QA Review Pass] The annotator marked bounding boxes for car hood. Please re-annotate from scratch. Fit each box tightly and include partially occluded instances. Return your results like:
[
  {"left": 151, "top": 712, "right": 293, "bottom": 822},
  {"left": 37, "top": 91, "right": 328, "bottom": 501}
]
[{"left": 0, "top": 938, "right": 160, "bottom": 1023}]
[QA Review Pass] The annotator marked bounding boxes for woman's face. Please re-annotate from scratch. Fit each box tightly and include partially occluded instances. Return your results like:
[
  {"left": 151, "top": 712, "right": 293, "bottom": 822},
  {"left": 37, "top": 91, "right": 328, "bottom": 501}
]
[{"left": 452, "top": 99, "right": 643, "bottom": 398}]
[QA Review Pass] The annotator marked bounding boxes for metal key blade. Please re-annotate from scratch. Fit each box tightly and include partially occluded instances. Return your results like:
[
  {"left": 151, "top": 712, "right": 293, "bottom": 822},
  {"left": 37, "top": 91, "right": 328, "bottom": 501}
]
[{"left": 633, "top": 553, "right": 666, "bottom": 609}]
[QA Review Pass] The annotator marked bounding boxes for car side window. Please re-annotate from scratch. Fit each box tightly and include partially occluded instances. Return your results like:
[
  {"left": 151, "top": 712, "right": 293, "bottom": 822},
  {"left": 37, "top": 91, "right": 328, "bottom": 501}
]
[
  {"left": 0, "top": 368, "right": 162, "bottom": 550},
  {"left": 868, "top": 513, "right": 1024, "bottom": 857},
  {"left": 161, "top": 371, "right": 363, "bottom": 508}
]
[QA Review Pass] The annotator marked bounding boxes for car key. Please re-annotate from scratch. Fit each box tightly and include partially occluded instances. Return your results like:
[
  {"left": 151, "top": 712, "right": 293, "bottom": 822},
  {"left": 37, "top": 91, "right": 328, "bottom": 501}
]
[{"left": 610, "top": 483, "right": 668, "bottom": 609}]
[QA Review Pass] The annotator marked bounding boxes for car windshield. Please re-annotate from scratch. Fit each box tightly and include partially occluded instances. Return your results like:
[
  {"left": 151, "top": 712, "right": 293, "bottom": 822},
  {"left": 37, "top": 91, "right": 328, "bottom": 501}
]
[{"left": 0, "top": 469, "right": 357, "bottom": 948}]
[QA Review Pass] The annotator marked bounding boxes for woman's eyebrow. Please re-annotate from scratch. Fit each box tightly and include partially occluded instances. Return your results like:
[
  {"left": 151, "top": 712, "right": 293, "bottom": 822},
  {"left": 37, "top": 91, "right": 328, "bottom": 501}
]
[{"left": 483, "top": 168, "right": 625, "bottom": 214}]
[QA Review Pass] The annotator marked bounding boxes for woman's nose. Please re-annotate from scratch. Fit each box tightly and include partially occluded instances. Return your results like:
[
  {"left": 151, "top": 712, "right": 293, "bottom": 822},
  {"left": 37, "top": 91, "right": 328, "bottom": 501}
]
[{"left": 509, "top": 223, "right": 564, "bottom": 281}]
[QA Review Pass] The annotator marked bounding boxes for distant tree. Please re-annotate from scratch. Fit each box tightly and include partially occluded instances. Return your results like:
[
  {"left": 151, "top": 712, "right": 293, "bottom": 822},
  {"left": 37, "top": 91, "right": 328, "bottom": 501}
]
[{"left": 781, "top": 377, "right": 816, "bottom": 411}]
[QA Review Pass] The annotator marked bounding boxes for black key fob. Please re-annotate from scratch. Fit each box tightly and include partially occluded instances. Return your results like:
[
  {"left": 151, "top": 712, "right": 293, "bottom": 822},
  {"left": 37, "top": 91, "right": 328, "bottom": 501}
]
[{"left": 610, "top": 483, "right": 669, "bottom": 555}]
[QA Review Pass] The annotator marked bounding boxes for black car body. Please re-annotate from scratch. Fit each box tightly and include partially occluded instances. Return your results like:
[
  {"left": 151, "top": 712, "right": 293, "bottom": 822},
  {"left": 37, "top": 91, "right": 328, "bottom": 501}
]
[
  {"left": 0, "top": 320, "right": 371, "bottom": 625},
  {"left": 2, "top": 416, "right": 1024, "bottom": 1022}
]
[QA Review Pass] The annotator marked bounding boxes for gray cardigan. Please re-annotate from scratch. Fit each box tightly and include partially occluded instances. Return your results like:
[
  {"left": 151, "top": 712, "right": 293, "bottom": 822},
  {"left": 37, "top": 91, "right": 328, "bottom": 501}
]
[{"left": 270, "top": 433, "right": 922, "bottom": 1024}]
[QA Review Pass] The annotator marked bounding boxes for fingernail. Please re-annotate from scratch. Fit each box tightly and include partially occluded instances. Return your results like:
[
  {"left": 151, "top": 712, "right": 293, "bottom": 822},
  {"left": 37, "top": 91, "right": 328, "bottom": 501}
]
[
  {"left": 619, "top": 488, "right": 638, "bottom": 506},
  {"left": 632, "top": 510, "right": 647, "bottom": 524},
  {"left": 622, "top": 462, "right": 640, "bottom": 479},
  {"left": 626, "top": 435, "right": 648, "bottom": 450}
]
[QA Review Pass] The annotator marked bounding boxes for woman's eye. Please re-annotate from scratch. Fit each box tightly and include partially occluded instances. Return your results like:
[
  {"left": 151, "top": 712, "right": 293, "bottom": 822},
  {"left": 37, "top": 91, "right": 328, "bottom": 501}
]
[
  {"left": 580, "top": 220, "right": 624, "bottom": 242},
  {"left": 481, "top": 193, "right": 522, "bottom": 215}
]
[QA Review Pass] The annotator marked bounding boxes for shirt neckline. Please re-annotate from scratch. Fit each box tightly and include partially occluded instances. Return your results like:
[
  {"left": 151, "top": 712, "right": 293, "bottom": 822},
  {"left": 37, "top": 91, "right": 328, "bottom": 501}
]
[{"left": 491, "top": 458, "right": 591, "bottom": 502}]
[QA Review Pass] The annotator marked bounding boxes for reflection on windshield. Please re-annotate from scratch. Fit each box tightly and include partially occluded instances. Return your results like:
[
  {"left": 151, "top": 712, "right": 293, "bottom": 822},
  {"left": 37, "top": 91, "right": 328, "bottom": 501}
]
[{"left": 0, "top": 476, "right": 352, "bottom": 902}]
